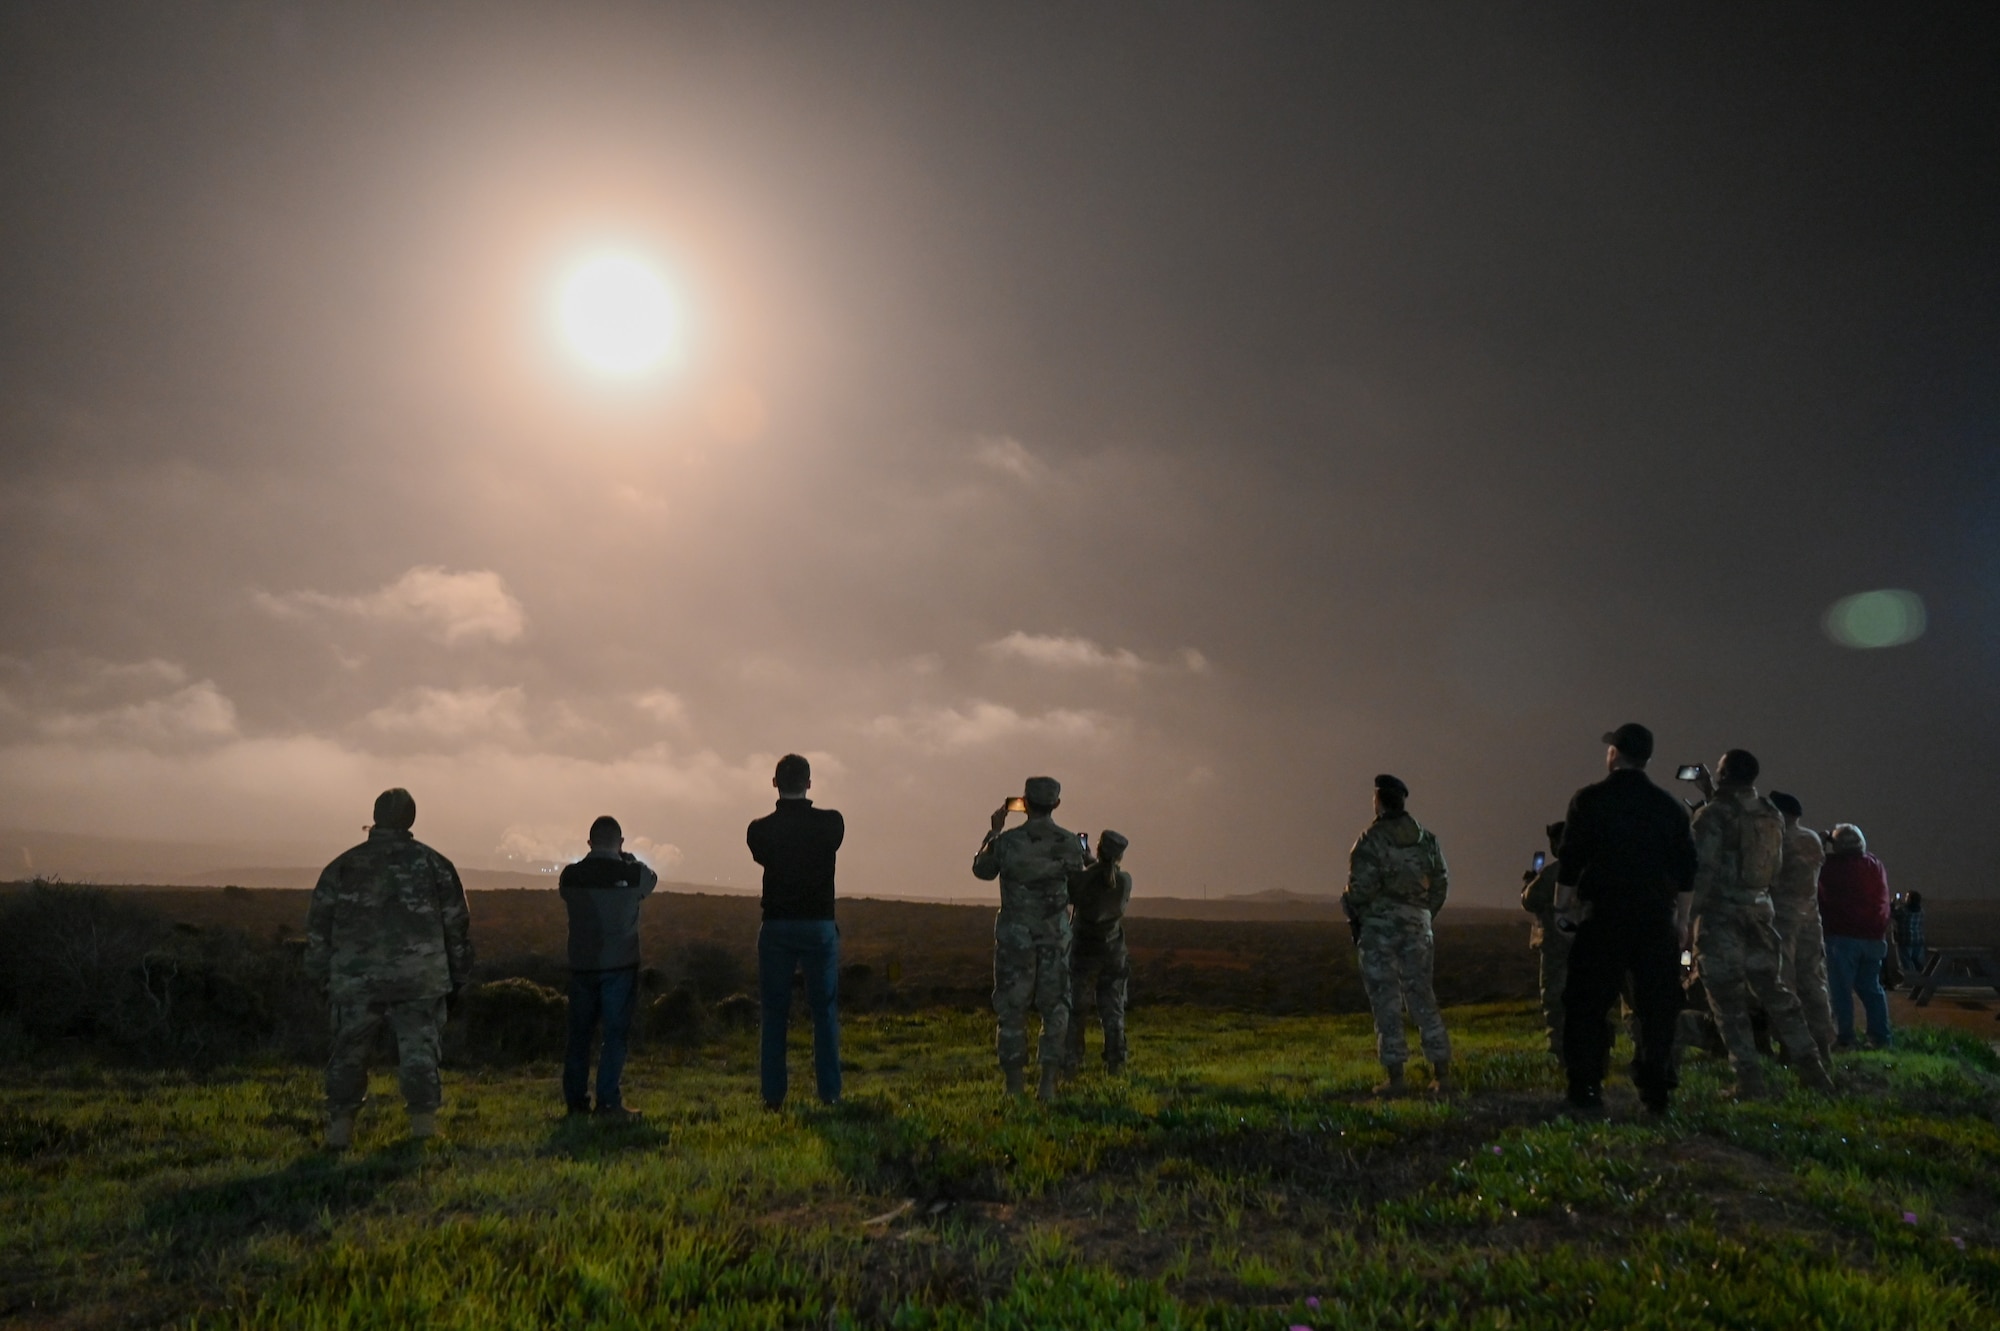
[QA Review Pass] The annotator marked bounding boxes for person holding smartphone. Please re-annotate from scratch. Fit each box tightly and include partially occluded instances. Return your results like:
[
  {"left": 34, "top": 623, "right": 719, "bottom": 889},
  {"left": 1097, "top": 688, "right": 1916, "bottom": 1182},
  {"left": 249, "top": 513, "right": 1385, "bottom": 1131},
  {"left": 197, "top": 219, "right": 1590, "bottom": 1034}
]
[
  {"left": 973, "top": 776, "right": 1088, "bottom": 1101},
  {"left": 1065, "top": 830, "right": 1134, "bottom": 1075},
  {"left": 1520, "top": 821, "right": 1571, "bottom": 1057}
]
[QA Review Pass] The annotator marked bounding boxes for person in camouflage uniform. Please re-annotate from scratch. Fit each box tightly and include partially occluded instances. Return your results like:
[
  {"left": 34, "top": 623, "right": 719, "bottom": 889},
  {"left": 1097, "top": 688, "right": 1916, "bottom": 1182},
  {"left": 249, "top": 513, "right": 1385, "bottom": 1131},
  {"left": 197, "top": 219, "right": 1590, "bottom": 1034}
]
[
  {"left": 1520, "top": 821, "right": 1571, "bottom": 1056},
  {"left": 304, "top": 788, "right": 474, "bottom": 1148},
  {"left": 973, "top": 775, "right": 1087, "bottom": 1102},
  {"left": 1688, "top": 752, "right": 1834, "bottom": 1099},
  {"left": 1065, "top": 829, "right": 1133, "bottom": 1074},
  {"left": 1343, "top": 774, "right": 1452, "bottom": 1096},
  {"left": 1769, "top": 791, "right": 1836, "bottom": 1065}
]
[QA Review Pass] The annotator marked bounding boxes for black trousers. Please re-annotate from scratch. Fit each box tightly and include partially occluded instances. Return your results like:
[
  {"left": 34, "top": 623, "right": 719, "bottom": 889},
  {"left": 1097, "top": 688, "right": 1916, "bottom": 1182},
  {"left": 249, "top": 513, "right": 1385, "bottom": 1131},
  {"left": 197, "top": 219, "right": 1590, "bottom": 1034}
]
[{"left": 1561, "top": 904, "right": 1683, "bottom": 1102}]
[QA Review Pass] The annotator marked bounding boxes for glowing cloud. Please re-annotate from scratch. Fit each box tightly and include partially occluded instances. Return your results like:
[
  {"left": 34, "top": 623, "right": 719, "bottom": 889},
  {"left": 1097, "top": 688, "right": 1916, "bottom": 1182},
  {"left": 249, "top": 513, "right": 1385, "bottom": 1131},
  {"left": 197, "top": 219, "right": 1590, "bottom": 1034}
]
[
  {"left": 256, "top": 566, "right": 527, "bottom": 645},
  {"left": 983, "top": 632, "right": 1211, "bottom": 675}
]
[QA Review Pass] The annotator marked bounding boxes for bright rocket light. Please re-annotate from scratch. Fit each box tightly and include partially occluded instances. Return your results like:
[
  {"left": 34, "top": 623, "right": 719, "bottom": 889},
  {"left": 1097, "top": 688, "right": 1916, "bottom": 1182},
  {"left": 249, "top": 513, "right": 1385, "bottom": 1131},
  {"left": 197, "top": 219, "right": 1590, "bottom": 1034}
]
[{"left": 554, "top": 252, "right": 682, "bottom": 378}]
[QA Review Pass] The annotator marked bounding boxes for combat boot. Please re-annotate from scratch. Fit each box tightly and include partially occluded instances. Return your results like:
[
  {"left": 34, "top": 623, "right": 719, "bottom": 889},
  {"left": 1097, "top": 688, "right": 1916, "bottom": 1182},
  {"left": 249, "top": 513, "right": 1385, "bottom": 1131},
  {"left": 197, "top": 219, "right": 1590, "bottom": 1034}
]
[
  {"left": 408, "top": 1110, "right": 438, "bottom": 1140},
  {"left": 1428, "top": 1058, "right": 1453, "bottom": 1096},
  {"left": 325, "top": 1112, "right": 355, "bottom": 1151},
  {"left": 1373, "top": 1063, "right": 1407, "bottom": 1098},
  {"left": 1003, "top": 1067, "right": 1025, "bottom": 1097},
  {"left": 1724, "top": 1065, "right": 1769, "bottom": 1102},
  {"left": 1037, "top": 1063, "right": 1060, "bottom": 1104}
]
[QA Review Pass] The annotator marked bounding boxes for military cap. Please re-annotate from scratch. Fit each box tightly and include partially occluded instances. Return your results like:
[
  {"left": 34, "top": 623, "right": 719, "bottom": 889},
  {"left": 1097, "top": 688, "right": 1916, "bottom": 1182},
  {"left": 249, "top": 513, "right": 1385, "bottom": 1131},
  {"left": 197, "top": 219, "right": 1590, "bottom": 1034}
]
[
  {"left": 1770, "top": 791, "right": 1802, "bottom": 819},
  {"left": 1023, "top": 775, "right": 1061, "bottom": 805},
  {"left": 1098, "top": 829, "right": 1130, "bottom": 855},
  {"left": 373, "top": 787, "right": 416, "bottom": 831},
  {"left": 1374, "top": 774, "right": 1409, "bottom": 799},
  {"left": 1601, "top": 722, "right": 1654, "bottom": 762}
]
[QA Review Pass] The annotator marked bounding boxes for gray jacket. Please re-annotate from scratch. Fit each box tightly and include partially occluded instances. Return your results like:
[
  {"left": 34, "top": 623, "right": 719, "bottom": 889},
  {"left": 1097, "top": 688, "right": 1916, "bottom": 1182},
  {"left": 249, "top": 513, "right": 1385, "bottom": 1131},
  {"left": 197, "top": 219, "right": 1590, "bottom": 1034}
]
[{"left": 558, "top": 850, "right": 658, "bottom": 971}]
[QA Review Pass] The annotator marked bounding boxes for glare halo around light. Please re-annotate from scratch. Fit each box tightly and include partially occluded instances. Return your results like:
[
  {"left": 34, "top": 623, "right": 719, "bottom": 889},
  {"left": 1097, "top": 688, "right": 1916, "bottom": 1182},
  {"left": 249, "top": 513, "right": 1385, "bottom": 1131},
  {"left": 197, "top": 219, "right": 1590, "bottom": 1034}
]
[
  {"left": 1823, "top": 589, "right": 1927, "bottom": 649},
  {"left": 555, "top": 252, "right": 682, "bottom": 378}
]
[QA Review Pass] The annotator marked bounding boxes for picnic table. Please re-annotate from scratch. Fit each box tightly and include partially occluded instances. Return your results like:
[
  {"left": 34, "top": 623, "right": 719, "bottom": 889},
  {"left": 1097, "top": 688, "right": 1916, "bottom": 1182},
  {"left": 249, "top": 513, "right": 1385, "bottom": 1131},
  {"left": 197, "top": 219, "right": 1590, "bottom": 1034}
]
[{"left": 1906, "top": 946, "right": 2000, "bottom": 1008}]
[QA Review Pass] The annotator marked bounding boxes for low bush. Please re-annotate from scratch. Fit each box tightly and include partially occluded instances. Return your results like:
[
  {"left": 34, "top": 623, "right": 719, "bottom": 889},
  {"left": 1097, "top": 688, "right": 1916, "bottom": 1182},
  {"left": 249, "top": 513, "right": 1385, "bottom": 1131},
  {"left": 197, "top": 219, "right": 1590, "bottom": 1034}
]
[{"left": 452, "top": 977, "right": 568, "bottom": 1064}]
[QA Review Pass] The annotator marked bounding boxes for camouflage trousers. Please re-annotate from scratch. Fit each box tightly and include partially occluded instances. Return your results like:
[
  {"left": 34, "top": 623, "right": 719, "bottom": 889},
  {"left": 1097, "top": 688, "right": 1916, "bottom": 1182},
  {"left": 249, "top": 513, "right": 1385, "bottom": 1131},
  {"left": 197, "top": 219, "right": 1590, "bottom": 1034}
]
[
  {"left": 1772, "top": 901, "right": 1837, "bottom": 1058},
  {"left": 993, "top": 912, "right": 1070, "bottom": 1071},
  {"left": 1065, "top": 930, "right": 1129, "bottom": 1070},
  {"left": 1357, "top": 906, "right": 1450, "bottom": 1067},
  {"left": 1692, "top": 908, "right": 1825, "bottom": 1086},
  {"left": 1532, "top": 914, "right": 1572, "bottom": 1055},
  {"left": 325, "top": 993, "right": 447, "bottom": 1114}
]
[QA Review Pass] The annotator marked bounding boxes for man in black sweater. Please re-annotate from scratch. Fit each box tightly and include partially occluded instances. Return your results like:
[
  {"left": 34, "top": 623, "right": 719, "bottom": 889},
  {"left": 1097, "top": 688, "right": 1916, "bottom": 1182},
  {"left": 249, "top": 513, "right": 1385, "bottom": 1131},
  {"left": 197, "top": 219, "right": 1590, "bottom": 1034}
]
[
  {"left": 745, "top": 753, "right": 846, "bottom": 1108},
  {"left": 1554, "top": 722, "right": 1698, "bottom": 1115}
]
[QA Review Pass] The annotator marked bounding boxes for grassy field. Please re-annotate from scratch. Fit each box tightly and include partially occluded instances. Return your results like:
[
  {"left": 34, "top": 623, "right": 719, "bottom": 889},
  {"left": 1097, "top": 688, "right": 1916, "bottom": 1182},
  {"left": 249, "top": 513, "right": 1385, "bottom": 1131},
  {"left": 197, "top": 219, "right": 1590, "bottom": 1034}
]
[{"left": 5, "top": 1004, "right": 2000, "bottom": 1329}]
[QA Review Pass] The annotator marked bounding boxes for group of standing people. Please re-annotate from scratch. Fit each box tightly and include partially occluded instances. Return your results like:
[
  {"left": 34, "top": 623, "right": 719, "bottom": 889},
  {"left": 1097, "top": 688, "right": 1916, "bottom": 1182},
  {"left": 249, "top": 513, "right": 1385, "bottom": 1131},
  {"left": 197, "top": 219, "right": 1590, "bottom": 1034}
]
[
  {"left": 300, "top": 729, "right": 1908, "bottom": 1145},
  {"left": 1519, "top": 722, "right": 1900, "bottom": 1115},
  {"left": 302, "top": 760, "right": 1138, "bottom": 1145}
]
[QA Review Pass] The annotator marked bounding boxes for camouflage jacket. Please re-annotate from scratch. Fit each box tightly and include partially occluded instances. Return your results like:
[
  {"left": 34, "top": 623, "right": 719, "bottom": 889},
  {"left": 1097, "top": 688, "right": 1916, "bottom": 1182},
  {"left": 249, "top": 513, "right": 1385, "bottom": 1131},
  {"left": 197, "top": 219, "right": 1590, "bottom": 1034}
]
[
  {"left": 974, "top": 816, "right": 1087, "bottom": 925},
  {"left": 304, "top": 828, "right": 474, "bottom": 1001},
  {"left": 1771, "top": 823, "right": 1825, "bottom": 916},
  {"left": 1068, "top": 860, "right": 1133, "bottom": 941},
  {"left": 1690, "top": 784, "right": 1784, "bottom": 917},
  {"left": 1344, "top": 812, "right": 1449, "bottom": 921}
]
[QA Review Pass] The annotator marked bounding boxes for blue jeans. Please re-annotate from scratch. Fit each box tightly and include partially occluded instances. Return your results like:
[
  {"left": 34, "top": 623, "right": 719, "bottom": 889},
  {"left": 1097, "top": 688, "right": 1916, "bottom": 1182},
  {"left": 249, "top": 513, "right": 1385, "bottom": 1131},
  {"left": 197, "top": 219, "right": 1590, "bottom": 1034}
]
[
  {"left": 758, "top": 919, "right": 841, "bottom": 1107},
  {"left": 1825, "top": 935, "right": 1892, "bottom": 1047},
  {"left": 564, "top": 968, "right": 638, "bottom": 1111}
]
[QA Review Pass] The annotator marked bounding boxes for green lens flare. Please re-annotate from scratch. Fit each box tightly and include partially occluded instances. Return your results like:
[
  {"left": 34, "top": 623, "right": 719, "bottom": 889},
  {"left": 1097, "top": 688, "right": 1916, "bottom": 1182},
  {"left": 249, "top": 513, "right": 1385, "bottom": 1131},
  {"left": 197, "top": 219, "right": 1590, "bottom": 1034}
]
[{"left": 1822, "top": 589, "right": 1927, "bottom": 649}]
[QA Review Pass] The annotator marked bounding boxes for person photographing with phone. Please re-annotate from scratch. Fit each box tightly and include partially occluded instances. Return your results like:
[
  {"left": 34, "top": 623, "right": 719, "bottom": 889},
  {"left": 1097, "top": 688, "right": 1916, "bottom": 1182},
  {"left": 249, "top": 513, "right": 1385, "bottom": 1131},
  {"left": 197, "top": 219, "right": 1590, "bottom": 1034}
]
[
  {"left": 973, "top": 776, "right": 1088, "bottom": 1102},
  {"left": 1066, "top": 829, "right": 1134, "bottom": 1075}
]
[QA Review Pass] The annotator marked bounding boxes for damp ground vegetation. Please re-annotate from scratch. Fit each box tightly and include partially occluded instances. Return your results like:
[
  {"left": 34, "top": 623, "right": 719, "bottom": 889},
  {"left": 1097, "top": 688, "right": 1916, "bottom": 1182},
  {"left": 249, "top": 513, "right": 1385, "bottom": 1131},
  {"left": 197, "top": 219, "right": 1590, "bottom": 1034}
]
[{"left": 5, "top": 1001, "right": 2000, "bottom": 1329}]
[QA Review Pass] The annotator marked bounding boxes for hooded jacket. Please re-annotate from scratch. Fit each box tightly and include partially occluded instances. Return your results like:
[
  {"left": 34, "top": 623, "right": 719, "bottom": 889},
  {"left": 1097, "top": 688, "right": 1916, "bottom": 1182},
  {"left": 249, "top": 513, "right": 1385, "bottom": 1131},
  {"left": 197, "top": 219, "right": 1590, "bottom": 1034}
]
[{"left": 1344, "top": 812, "right": 1450, "bottom": 920}]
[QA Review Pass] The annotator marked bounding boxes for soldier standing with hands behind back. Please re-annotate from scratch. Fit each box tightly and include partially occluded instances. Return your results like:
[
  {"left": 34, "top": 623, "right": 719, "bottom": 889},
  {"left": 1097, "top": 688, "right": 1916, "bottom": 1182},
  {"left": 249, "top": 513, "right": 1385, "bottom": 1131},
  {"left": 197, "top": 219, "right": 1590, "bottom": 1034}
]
[
  {"left": 305, "top": 788, "right": 474, "bottom": 1150},
  {"left": 973, "top": 776, "right": 1087, "bottom": 1102},
  {"left": 1343, "top": 774, "right": 1453, "bottom": 1097}
]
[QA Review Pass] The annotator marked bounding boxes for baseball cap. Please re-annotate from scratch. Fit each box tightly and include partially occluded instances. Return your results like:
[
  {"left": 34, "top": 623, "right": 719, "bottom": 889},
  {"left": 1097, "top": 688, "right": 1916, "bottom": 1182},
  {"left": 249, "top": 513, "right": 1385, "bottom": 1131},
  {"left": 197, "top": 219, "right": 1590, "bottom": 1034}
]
[{"left": 1601, "top": 723, "right": 1654, "bottom": 763}]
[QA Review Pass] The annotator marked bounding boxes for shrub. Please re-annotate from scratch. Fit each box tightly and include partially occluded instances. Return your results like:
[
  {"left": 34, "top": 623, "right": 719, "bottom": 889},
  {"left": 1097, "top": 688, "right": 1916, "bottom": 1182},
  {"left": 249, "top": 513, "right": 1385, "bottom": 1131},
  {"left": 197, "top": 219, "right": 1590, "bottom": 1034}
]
[
  {"left": 453, "top": 978, "right": 567, "bottom": 1064},
  {"left": 649, "top": 985, "right": 708, "bottom": 1045},
  {"left": 0, "top": 883, "right": 322, "bottom": 1064}
]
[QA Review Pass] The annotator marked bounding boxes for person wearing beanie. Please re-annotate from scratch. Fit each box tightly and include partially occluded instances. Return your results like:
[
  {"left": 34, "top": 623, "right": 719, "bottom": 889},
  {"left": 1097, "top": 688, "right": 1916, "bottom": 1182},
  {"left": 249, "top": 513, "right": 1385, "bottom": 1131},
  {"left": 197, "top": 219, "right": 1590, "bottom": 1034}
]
[
  {"left": 974, "top": 775, "right": 1088, "bottom": 1102},
  {"left": 1768, "top": 792, "right": 1838, "bottom": 1065},
  {"left": 1686, "top": 752, "right": 1835, "bottom": 1099},
  {"left": 1819, "top": 823, "right": 1894, "bottom": 1048},
  {"left": 1342, "top": 774, "right": 1453, "bottom": 1097},
  {"left": 304, "top": 788, "right": 474, "bottom": 1149}
]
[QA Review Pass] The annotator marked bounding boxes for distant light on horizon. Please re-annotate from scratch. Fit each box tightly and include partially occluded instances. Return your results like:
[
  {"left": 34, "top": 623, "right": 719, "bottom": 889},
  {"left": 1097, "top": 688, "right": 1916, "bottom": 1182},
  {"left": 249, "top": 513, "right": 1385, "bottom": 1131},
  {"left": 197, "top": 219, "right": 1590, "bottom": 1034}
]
[
  {"left": 1823, "top": 589, "right": 1927, "bottom": 649},
  {"left": 554, "top": 251, "right": 684, "bottom": 378}
]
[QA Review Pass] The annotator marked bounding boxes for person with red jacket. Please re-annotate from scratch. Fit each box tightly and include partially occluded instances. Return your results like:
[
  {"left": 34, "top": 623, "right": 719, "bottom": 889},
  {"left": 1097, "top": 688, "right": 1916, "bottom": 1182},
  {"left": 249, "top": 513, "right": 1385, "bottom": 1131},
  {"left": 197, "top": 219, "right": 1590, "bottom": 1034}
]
[{"left": 1818, "top": 823, "right": 1892, "bottom": 1049}]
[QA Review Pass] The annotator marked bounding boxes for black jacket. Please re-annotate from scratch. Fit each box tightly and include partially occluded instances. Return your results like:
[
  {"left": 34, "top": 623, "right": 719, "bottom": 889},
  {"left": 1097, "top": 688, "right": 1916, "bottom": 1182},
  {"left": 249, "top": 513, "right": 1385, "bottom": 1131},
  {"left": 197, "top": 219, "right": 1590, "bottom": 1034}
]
[
  {"left": 1555, "top": 768, "right": 1697, "bottom": 912},
  {"left": 746, "top": 799, "right": 845, "bottom": 921}
]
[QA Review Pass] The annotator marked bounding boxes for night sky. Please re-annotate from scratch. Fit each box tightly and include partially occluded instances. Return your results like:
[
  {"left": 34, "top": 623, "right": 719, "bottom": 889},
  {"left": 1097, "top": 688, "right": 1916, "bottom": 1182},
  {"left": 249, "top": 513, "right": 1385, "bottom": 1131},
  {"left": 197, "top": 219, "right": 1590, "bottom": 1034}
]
[{"left": 3, "top": 4, "right": 1997, "bottom": 903}]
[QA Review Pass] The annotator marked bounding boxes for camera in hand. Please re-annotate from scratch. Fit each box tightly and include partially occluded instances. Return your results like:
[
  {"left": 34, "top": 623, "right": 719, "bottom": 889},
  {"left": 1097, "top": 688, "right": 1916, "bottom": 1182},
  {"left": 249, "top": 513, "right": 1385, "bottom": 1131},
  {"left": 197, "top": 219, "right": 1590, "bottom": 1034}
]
[{"left": 1675, "top": 764, "right": 1703, "bottom": 782}]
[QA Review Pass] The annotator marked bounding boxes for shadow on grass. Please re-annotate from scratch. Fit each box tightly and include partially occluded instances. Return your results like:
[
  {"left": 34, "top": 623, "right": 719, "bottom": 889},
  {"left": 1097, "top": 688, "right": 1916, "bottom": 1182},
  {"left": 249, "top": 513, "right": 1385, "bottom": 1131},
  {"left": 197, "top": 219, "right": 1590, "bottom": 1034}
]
[
  {"left": 538, "top": 1112, "right": 677, "bottom": 1160},
  {"left": 143, "top": 1147, "right": 426, "bottom": 1264}
]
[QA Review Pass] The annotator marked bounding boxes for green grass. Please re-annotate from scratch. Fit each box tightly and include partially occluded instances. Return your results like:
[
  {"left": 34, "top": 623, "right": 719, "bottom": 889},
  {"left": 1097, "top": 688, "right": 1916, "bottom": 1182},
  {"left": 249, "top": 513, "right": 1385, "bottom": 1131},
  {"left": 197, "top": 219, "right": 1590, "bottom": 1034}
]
[{"left": 3, "top": 1005, "right": 1997, "bottom": 1327}]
